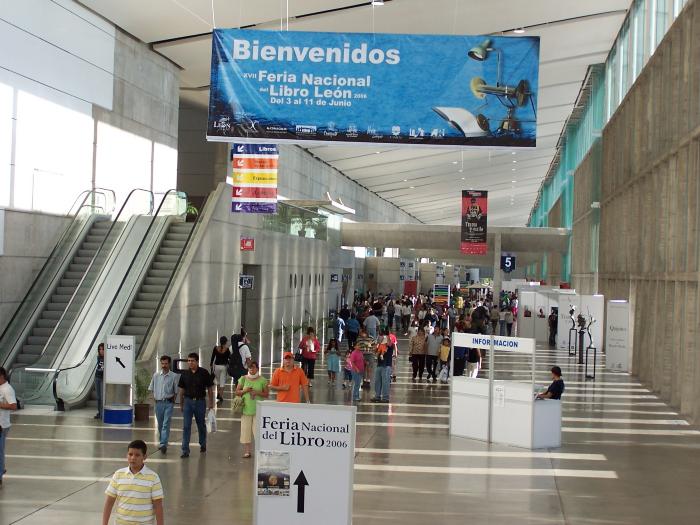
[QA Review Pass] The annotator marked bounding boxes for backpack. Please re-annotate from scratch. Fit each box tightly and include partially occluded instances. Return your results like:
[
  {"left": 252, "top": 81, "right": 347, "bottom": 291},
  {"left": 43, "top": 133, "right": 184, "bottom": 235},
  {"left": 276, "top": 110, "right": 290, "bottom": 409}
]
[{"left": 227, "top": 345, "right": 248, "bottom": 378}]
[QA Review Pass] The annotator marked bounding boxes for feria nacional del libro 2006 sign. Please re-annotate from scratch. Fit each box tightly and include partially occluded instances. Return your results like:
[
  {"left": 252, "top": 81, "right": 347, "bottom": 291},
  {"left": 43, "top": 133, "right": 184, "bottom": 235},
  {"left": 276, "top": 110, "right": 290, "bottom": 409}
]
[
  {"left": 254, "top": 402, "right": 355, "bottom": 525},
  {"left": 207, "top": 29, "right": 540, "bottom": 148}
]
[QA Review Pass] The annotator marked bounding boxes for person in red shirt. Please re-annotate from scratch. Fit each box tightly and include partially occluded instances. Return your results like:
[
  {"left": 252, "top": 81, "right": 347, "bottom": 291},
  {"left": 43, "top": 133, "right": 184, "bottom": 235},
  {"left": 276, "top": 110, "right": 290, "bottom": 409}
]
[
  {"left": 348, "top": 345, "right": 365, "bottom": 402},
  {"left": 298, "top": 327, "right": 320, "bottom": 387},
  {"left": 269, "top": 352, "right": 310, "bottom": 403}
]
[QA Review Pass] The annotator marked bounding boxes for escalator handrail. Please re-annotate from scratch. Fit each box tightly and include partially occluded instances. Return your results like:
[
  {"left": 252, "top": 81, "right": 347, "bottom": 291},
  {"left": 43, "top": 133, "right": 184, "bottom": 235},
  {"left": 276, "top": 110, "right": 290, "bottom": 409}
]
[
  {"left": 51, "top": 189, "right": 186, "bottom": 407},
  {"left": 140, "top": 194, "right": 205, "bottom": 357},
  {"left": 0, "top": 188, "right": 115, "bottom": 361},
  {"left": 8, "top": 188, "right": 153, "bottom": 382}
]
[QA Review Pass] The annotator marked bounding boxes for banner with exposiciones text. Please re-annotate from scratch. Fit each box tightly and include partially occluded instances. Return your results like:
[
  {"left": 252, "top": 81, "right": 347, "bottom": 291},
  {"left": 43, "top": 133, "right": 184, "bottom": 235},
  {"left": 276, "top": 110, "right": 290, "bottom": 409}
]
[
  {"left": 461, "top": 190, "right": 488, "bottom": 255},
  {"left": 208, "top": 29, "right": 539, "bottom": 147}
]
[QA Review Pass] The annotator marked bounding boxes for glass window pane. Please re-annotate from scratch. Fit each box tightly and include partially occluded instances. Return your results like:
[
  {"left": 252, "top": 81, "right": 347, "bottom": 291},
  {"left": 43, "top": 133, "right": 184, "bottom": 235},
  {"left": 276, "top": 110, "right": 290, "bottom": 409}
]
[{"left": 0, "top": 82, "right": 13, "bottom": 207}]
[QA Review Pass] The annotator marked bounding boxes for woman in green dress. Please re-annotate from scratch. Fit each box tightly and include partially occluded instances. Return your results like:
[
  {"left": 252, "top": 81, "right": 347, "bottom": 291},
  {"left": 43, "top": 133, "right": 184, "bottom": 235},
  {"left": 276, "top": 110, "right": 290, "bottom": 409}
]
[{"left": 236, "top": 361, "right": 269, "bottom": 458}]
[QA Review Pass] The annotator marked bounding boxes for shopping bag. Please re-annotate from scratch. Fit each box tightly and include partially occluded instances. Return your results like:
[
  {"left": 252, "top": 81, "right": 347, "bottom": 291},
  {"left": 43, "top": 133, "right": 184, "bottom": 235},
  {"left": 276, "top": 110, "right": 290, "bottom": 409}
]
[
  {"left": 206, "top": 409, "right": 217, "bottom": 433},
  {"left": 438, "top": 365, "right": 449, "bottom": 383}
]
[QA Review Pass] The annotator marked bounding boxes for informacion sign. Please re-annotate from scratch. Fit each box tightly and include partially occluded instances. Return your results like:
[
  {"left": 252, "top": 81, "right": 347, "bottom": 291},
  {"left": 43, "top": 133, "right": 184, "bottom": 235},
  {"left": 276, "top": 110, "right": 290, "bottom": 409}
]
[
  {"left": 207, "top": 29, "right": 539, "bottom": 148},
  {"left": 461, "top": 190, "right": 488, "bottom": 255},
  {"left": 452, "top": 332, "right": 534, "bottom": 354},
  {"left": 105, "top": 335, "right": 135, "bottom": 385},
  {"left": 239, "top": 274, "right": 255, "bottom": 289},
  {"left": 254, "top": 402, "right": 355, "bottom": 525},
  {"left": 231, "top": 143, "right": 278, "bottom": 214},
  {"left": 240, "top": 237, "right": 255, "bottom": 251},
  {"left": 500, "top": 255, "right": 516, "bottom": 273},
  {"left": 605, "top": 300, "right": 630, "bottom": 372}
]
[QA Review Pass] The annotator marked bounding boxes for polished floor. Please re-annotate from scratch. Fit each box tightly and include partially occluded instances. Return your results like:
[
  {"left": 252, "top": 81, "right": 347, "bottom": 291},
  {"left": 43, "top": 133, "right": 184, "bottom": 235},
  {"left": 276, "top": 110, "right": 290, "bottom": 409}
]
[{"left": 2, "top": 337, "right": 700, "bottom": 524}]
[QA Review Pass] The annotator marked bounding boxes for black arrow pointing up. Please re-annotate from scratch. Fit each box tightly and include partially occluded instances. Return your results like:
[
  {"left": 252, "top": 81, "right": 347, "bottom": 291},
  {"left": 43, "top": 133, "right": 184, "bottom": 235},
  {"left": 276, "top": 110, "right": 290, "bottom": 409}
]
[
  {"left": 293, "top": 470, "right": 309, "bottom": 513},
  {"left": 115, "top": 357, "right": 126, "bottom": 369}
]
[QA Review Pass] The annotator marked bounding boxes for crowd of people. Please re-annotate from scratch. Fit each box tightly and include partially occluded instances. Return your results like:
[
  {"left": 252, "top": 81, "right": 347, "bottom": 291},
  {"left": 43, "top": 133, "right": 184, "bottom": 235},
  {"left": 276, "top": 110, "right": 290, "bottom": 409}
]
[{"left": 0, "top": 285, "right": 565, "bottom": 525}]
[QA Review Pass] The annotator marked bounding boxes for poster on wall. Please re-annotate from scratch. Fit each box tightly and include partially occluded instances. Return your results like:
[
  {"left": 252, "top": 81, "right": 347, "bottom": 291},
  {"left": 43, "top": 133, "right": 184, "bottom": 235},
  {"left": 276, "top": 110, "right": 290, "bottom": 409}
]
[
  {"left": 208, "top": 29, "right": 539, "bottom": 147},
  {"left": 461, "top": 190, "right": 488, "bottom": 255},
  {"left": 231, "top": 143, "right": 278, "bottom": 213}
]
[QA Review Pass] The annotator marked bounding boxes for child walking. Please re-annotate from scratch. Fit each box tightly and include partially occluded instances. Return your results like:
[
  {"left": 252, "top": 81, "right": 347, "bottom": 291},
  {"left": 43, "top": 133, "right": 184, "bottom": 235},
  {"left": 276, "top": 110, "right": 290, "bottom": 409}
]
[
  {"left": 342, "top": 350, "right": 353, "bottom": 389},
  {"left": 103, "top": 440, "right": 164, "bottom": 525},
  {"left": 326, "top": 338, "right": 341, "bottom": 385}
]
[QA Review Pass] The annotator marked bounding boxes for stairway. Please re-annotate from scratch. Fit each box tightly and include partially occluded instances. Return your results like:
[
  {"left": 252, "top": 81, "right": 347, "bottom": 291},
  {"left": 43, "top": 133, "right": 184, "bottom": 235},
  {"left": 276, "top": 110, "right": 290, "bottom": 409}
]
[
  {"left": 119, "top": 221, "right": 193, "bottom": 351},
  {"left": 13, "top": 220, "right": 113, "bottom": 366}
]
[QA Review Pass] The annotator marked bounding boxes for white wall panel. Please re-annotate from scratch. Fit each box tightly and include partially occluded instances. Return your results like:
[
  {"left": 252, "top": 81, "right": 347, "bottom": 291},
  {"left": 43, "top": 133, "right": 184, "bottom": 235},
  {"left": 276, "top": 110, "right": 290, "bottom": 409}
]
[{"left": 0, "top": 0, "right": 114, "bottom": 109}]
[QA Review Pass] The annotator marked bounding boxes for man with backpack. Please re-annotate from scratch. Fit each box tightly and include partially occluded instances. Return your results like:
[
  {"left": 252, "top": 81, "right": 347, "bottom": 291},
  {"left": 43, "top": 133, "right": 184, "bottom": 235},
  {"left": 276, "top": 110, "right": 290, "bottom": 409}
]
[{"left": 228, "top": 330, "right": 252, "bottom": 387}]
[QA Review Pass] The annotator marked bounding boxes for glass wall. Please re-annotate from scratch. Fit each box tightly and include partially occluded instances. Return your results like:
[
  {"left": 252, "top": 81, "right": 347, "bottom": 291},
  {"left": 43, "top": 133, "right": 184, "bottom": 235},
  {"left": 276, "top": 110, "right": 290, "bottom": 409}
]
[
  {"left": 529, "top": 0, "right": 689, "bottom": 280},
  {"left": 0, "top": 80, "right": 177, "bottom": 215}
]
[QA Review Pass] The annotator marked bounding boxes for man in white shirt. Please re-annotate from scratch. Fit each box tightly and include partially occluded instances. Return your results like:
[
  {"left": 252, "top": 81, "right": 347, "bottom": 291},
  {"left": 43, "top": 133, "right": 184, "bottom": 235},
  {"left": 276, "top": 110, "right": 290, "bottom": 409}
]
[{"left": 0, "top": 366, "right": 18, "bottom": 488}]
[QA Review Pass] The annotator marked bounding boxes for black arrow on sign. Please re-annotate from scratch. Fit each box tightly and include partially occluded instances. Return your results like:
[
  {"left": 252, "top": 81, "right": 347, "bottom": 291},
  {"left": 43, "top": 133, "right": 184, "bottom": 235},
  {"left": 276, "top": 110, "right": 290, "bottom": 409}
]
[
  {"left": 293, "top": 470, "right": 309, "bottom": 513},
  {"left": 115, "top": 357, "right": 126, "bottom": 369}
]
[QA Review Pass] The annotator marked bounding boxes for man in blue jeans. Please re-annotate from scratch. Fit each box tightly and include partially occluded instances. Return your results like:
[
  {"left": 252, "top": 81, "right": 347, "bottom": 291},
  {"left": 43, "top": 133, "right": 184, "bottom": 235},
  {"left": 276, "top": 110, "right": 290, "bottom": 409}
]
[
  {"left": 371, "top": 329, "right": 394, "bottom": 403},
  {"left": 178, "top": 353, "right": 214, "bottom": 458},
  {"left": 148, "top": 355, "right": 179, "bottom": 454}
]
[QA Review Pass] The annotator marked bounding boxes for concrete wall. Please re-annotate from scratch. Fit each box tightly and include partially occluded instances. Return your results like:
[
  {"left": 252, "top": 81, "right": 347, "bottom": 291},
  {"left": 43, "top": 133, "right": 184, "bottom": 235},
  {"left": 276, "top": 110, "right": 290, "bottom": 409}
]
[
  {"left": 149, "top": 185, "right": 336, "bottom": 367},
  {"left": 420, "top": 262, "right": 436, "bottom": 294},
  {"left": 0, "top": 210, "right": 69, "bottom": 333},
  {"left": 589, "top": 0, "right": 700, "bottom": 423}
]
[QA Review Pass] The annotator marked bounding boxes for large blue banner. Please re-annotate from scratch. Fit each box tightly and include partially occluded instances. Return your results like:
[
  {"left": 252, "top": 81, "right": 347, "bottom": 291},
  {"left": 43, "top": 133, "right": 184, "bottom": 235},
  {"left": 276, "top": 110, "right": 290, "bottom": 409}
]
[{"left": 207, "top": 29, "right": 539, "bottom": 148}]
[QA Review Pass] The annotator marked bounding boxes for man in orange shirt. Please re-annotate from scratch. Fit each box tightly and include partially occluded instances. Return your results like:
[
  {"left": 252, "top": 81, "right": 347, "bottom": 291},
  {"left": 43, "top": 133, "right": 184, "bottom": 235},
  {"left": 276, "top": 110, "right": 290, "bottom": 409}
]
[{"left": 269, "top": 352, "right": 311, "bottom": 403}]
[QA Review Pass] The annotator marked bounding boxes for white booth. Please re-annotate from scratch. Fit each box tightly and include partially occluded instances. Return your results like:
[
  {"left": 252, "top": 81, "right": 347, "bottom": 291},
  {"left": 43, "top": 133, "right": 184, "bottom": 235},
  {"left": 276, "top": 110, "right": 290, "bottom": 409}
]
[{"left": 450, "top": 333, "right": 561, "bottom": 449}]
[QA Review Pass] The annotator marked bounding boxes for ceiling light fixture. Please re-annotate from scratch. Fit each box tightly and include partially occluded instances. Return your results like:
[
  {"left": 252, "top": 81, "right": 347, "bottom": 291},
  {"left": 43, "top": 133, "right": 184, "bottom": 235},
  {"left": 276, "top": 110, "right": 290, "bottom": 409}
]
[
  {"left": 512, "top": 151, "right": 517, "bottom": 155},
  {"left": 409, "top": 186, "right": 415, "bottom": 189},
  {"left": 513, "top": 28, "right": 525, "bottom": 34},
  {"left": 512, "top": 168, "right": 516, "bottom": 171},
  {"left": 452, "top": 161, "right": 458, "bottom": 164},
  {"left": 371, "top": 0, "right": 384, "bottom": 5},
  {"left": 511, "top": 180, "right": 517, "bottom": 183},
  {"left": 512, "top": 160, "right": 517, "bottom": 163},
  {"left": 403, "top": 179, "right": 408, "bottom": 182},
  {"left": 458, "top": 169, "right": 464, "bottom": 173},
  {"left": 461, "top": 177, "right": 465, "bottom": 180}
]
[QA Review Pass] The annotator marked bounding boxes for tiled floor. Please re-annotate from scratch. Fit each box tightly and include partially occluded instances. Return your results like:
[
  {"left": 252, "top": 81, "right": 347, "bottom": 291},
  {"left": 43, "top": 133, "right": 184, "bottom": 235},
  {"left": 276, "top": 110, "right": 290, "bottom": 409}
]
[{"left": 2, "top": 338, "right": 699, "bottom": 524}]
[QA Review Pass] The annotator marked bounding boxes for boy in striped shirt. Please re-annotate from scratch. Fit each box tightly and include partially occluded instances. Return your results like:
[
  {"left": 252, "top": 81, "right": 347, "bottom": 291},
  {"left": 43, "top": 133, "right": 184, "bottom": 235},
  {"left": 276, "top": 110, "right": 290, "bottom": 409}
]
[{"left": 103, "top": 440, "right": 164, "bottom": 525}]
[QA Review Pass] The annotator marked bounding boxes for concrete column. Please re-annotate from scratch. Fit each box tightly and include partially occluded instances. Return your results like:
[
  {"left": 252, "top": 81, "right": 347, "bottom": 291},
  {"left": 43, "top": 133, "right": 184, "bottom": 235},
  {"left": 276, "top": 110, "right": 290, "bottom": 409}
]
[{"left": 492, "top": 233, "right": 502, "bottom": 304}]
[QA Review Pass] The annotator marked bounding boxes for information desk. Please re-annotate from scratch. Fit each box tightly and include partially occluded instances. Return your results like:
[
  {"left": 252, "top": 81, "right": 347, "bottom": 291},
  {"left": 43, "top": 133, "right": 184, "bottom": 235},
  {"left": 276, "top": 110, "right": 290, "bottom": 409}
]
[{"left": 450, "top": 377, "right": 561, "bottom": 449}]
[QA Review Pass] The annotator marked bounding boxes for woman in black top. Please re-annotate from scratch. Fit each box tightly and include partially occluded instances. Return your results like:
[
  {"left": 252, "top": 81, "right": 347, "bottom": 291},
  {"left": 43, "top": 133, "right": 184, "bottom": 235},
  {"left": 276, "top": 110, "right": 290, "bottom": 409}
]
[{"left": 210, "top": 336, "right": 230, "bottom": 402}]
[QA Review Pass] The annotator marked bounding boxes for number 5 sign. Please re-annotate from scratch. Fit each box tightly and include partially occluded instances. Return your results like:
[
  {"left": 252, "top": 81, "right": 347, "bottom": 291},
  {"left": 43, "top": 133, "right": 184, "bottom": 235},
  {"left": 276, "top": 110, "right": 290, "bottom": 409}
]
[{"left": 500, "top": 255, "right": 516, "bottom": 273}]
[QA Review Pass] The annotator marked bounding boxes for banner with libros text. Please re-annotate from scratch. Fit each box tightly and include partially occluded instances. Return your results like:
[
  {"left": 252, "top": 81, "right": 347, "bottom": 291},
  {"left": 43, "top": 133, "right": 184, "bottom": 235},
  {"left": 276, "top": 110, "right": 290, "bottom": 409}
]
[{"left": 208, "top": 29, "right": 539, "bottom": 147}]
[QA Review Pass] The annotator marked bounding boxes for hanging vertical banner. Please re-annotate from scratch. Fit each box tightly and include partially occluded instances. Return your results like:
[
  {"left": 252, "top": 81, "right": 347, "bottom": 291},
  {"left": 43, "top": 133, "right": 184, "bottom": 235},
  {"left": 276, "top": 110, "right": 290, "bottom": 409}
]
[
  {"left": 207, "top": 29, "right": 539, "bottom": 147},
  {"left": 461, "top": 190, "right": 488, "bottom": 255},
  {"left": 433, "top": 284, "right": 451, "bottom": 306},
  {"left": 232, "top": 143, "right": 278, "bottom": 213}
]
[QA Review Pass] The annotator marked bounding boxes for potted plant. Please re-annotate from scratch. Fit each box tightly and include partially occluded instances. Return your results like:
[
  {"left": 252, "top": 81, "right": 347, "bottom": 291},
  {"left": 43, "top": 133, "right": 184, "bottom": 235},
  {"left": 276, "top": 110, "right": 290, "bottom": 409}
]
[
  {"left": 134, "top": 367, "right": 151, "bottom": 422},
  {"left": 185, "top": 201, "right": 198, "bottom": 223}
]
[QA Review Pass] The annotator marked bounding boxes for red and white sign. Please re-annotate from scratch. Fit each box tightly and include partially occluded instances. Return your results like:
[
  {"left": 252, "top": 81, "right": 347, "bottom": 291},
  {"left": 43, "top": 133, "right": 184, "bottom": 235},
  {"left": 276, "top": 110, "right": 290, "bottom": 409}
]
[{"left": 240, "top": 237, "right": 255, "bottom": 251}]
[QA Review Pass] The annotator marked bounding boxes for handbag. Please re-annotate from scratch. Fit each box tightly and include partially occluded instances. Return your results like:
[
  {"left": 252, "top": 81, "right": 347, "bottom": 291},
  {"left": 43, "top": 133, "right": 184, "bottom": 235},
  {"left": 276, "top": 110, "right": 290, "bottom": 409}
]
[
  {"left": 232, "top": 395, "right": 244, "bottom": 414},
  {"left": 206, "top": 409, "right": 218, "bottom": 433},
  {"left": 294, "top": 351, "right": 304, "bottom": 362}
]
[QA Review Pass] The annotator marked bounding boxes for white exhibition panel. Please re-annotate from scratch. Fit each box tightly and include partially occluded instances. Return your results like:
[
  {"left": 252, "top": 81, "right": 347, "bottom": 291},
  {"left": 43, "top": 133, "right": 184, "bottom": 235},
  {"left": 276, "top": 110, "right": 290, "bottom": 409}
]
[
  {"left": 450, "top": 377, "right": 562, "bottom": 450},
  {"left": 105, "top": 335, "right": 135, "bottom": 385},
  {"left": 518, "top": 290, "right": 536, "bottom": 339},
  {"left": 490, "top": 380, "right": 534, "bottom": 448},
  {"left": 606, "top": 300, "right": 630, "bottom": 372},
  {"left": 450, "top": 377, "right": 489, "bottom": 441},
  {"left": 532, "top": 401, "right": 562, "bottom": 449},
  {"left": 255, "top": 402, "right": 355, "bottom": 525},
  {"left": 452, "top": 332, "right": 535, "bottom": 354}
]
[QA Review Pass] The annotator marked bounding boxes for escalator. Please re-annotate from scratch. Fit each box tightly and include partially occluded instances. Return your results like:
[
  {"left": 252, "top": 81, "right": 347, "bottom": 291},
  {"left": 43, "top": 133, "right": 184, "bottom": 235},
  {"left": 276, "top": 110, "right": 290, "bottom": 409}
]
[
  {"left": 0, "top": 188, "right": 115, "bottom": 371},
  {"left": 6, "top": 189, "right": 199, "bottom": 411}
]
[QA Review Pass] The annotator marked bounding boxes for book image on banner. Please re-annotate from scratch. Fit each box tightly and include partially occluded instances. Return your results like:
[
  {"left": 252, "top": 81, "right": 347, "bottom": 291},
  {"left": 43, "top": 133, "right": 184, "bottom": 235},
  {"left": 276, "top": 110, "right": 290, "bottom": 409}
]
[
  {"left": 207, "top": 30, "right": 539, "bottom": 148},
  {"left": 461, "top": 190, "right": 488, "bottom": 255}
]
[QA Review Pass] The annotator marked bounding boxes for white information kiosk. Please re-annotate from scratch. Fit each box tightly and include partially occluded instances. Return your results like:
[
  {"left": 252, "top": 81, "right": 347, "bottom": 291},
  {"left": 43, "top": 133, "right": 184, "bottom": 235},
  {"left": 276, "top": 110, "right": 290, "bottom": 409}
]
[
  {"left": 254, "top": 402, "right": 356, "bottom": 525},
  {"left": 450, "top": 333, "right": 561, "bottom": 449}
]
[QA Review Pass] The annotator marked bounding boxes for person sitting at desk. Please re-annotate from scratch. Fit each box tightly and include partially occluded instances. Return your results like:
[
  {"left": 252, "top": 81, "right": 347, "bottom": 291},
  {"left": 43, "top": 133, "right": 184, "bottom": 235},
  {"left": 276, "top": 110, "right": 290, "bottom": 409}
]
[{"left": 536, "top": 366, "right": 565, "bottom": 400}]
